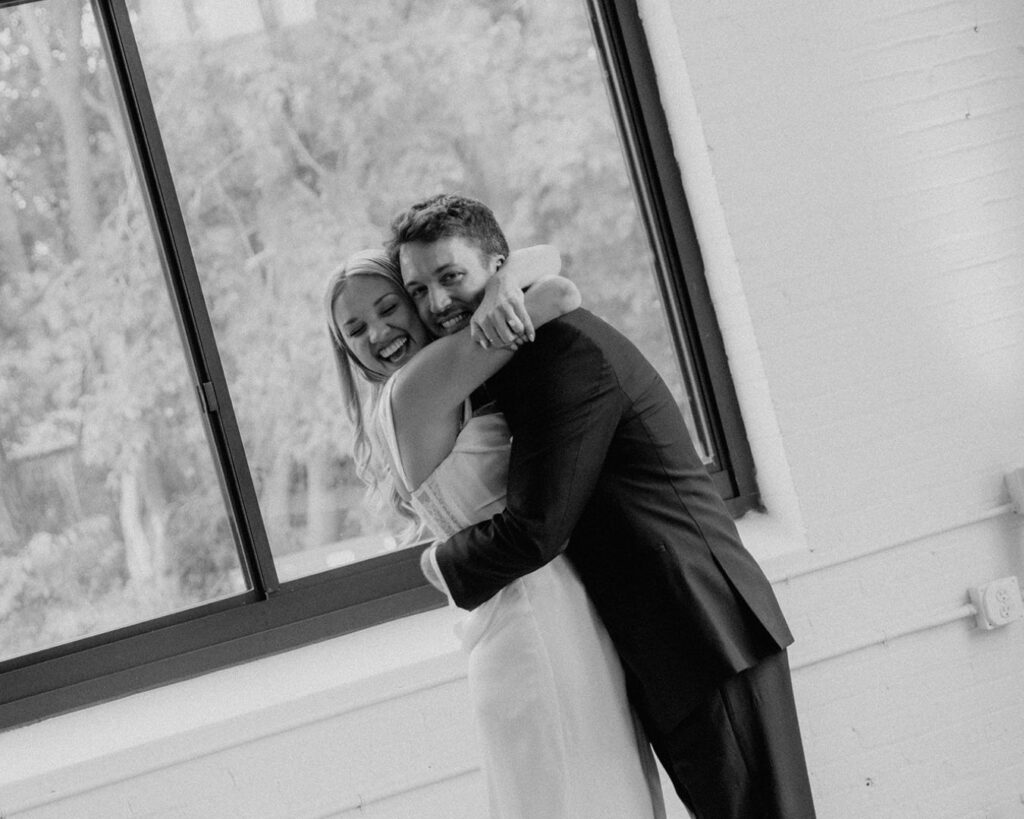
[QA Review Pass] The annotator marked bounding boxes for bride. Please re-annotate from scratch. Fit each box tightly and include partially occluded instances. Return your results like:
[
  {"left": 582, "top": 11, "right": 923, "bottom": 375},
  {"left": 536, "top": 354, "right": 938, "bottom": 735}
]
[{"left": 325, "top": 247, "right": 666, "bottom": 818}]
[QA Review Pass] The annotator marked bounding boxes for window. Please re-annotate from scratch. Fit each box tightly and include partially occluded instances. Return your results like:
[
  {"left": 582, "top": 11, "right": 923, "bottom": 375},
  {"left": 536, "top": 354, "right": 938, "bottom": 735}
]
[{"left": 0, "top": 0, "right": 757, "bottom": 729}]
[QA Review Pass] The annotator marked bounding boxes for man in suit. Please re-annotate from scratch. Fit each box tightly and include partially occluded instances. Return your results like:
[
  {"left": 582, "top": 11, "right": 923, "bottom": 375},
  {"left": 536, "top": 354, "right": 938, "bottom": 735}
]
[{"left": 390, "top": 193, "right": 815, "bottom": 819}]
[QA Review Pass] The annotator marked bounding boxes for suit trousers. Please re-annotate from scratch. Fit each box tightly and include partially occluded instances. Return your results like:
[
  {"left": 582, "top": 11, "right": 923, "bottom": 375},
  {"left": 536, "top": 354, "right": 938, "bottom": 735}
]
[{"left": 648, "top": 650, "right": 816, "bottom": 819}]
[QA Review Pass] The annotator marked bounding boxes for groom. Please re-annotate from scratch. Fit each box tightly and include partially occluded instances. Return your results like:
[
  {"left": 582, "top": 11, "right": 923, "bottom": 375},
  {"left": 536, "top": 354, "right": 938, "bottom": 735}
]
[{"left": 389, "top": 193, "right": 816, "bottom": 819}]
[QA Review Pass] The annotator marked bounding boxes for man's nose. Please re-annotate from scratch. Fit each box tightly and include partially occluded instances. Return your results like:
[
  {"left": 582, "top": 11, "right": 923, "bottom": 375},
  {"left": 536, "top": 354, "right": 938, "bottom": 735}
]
[{"left": 428, "top": 286, "right": 450, "bottom": 314}]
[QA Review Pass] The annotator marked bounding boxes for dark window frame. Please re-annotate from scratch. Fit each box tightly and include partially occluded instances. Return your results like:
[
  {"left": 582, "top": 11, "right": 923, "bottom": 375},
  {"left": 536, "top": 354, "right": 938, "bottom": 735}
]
[
  {"left": 586, "top": 0, "right": 759, "bottom": 513},
  {"left": 0, "top": 0, "right": 758, "bottom": 731}
]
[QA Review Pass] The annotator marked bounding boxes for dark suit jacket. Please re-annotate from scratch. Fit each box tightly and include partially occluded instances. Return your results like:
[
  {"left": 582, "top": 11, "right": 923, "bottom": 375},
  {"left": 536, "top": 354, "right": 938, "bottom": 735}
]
[{"left": 434, "top": 309, "right": 793, "bottom": 732}]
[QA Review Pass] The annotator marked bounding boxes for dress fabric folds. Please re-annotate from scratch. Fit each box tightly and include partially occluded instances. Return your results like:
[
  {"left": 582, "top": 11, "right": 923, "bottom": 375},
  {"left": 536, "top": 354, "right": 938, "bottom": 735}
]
[{"left": 375, "top": 379, "right": 665, "bottom": 818}]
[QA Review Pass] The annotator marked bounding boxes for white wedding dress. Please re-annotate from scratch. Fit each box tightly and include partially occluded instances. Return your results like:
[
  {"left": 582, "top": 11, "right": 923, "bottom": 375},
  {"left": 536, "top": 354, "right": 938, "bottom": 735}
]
[{"left": 375, "top": 379, "right": 666, "bottom": 819}]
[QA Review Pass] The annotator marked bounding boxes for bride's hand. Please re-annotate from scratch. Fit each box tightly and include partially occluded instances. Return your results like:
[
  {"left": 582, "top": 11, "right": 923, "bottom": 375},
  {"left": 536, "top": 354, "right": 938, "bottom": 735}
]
[
  {"left": 420, "top": 544, "right": 448, "bottom": 593},
  {"left": 470, "top": 269, "right": 534, "bottom": 349}
]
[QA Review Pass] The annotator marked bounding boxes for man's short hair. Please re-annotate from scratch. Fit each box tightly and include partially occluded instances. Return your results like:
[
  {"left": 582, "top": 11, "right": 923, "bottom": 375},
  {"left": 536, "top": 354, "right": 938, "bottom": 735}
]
[{"left": 387, "top": 193, "right": 510, "bottom": 264}]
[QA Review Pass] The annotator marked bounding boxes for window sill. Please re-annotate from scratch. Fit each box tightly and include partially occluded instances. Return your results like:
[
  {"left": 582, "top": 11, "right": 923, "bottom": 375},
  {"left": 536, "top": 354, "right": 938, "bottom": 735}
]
[
  {"left": 736, "top": 507, "right": 810, "bottom": 566},
  {"left": 0, "top": 606, "right": 465, "bottom": 800},
  {"left": 0, "top": 510, "right": 808, "bottom": 805}
]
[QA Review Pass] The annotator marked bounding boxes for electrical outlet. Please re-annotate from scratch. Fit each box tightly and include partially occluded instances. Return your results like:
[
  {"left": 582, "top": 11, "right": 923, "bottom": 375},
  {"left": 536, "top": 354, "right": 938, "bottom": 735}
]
[{"left": 969, "top": 576, "right": 1023, "bottom": 630}]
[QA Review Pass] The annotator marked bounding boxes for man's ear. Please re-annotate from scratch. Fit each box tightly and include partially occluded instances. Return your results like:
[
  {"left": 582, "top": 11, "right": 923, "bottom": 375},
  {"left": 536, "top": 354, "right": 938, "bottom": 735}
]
[{"left": 489, "top": 253, "right": 506, "bottom": 273}]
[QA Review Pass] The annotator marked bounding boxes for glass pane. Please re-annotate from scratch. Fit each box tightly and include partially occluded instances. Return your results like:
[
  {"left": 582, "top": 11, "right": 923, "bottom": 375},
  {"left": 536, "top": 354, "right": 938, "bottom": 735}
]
[
  {"left": 0, "top": 0, "right": 245, "bottom": 663},
  {"left": 130, "top": 0, "right": 715, "bottom": 580}
]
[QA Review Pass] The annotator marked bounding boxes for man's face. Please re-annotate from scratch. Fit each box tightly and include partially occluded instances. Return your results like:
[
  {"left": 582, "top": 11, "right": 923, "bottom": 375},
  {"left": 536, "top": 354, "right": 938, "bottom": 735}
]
[{"left": 399, "top": 236, "right": 502, "bottom": 337}]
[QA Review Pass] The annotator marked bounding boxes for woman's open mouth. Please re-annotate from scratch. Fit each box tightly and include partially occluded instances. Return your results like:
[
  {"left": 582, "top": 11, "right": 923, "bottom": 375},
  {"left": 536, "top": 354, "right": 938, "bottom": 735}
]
[{"left": 379, "top": 336, "right": 410, "bottom": 364}]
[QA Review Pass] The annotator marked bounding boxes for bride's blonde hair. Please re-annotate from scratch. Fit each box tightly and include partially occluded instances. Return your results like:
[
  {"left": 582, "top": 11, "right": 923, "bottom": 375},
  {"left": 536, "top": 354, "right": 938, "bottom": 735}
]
[{"left": 324, "top": 249, "right": 422, "bottom": 541}]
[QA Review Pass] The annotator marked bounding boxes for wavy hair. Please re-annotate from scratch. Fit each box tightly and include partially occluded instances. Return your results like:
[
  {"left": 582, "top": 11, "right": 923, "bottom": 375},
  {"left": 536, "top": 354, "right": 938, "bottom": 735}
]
[{"left": 324, "top": 248, "right": 422, "bottom": 541}]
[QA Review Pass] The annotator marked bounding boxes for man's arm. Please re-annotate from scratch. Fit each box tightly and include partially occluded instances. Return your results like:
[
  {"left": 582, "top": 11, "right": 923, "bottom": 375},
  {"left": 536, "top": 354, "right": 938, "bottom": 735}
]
[{"left": 432, "top": 317, "right": 622, "bottom": 610}]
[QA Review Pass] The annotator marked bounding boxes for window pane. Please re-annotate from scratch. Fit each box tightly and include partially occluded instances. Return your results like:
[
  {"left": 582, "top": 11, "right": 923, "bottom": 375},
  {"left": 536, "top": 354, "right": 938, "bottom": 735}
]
[
  {"left": 131, "top": 0, "right": 715, "bottom": 580},
  {"left": 0, "top": 0, "right": 245, "bottom": 663}
]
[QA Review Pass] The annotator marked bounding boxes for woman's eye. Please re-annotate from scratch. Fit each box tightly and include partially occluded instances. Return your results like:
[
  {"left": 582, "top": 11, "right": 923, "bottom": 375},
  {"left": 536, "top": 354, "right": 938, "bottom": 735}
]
[
  {"left": 346, "top": 324, "right": 365, "bottom": 337},
  {"left": 380, "top": 302, "right": 397, "bottom": 315}
]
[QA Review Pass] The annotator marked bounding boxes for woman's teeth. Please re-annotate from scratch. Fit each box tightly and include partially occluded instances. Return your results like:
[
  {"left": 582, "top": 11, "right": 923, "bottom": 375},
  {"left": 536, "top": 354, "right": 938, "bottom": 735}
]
[{"left": 380, "top": 337, "right": 408, "bottom": 361}]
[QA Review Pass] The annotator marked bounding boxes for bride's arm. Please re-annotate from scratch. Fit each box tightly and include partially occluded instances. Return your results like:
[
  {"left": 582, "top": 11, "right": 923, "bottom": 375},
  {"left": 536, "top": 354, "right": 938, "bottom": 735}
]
[
  {"left": 392, "top": 275, "right": 580, "bottom": 488},
  {"left": 470, "top": 245, "right": 561, "bottom": 347}
]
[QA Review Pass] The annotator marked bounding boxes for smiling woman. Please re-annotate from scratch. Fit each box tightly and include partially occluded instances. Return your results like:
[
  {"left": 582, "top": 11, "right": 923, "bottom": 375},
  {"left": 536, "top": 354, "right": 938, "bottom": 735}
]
[{"left": 331, "top": 268, "right": 430, "bottom": 379}]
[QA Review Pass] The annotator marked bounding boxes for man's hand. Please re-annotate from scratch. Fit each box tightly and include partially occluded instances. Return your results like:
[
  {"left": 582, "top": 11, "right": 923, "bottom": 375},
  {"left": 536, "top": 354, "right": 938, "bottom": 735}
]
[{"left": 470, "top": 269, "right": 535, "bottom": 348}]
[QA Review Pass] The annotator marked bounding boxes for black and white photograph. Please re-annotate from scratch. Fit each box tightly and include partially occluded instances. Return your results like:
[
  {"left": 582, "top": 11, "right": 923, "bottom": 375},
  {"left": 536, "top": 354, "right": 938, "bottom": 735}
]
[{"left": 0, "top": 1, "right": 1021, "bottom": 817}]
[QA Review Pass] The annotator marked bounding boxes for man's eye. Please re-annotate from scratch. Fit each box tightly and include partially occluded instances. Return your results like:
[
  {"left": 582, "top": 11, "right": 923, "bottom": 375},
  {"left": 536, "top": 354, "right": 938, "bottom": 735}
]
[
  {"left": 407, "top": 288, "right": 425, "bottom": 300},
  {"left": 441, "top": 271, "right": 462, "bottom": 285}
]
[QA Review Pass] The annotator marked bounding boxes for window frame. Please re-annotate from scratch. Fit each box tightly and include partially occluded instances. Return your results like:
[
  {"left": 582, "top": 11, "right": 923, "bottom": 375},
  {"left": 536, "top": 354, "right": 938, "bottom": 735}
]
[
  {"left": 0, "top": 0, "right": 758, "bottom": 731},
  {"left": 586, "top": 0, "right": 759, "bottom": 513}
]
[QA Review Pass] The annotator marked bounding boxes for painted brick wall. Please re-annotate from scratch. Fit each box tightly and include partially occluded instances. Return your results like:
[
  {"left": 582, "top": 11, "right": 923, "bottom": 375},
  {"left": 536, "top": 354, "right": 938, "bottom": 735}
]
[
  {"left": 651, "top": 0, "right": 1024, "bottom": 815},
  {"left": 661, "top": 0, "right": 1024, "bottom": 549}
]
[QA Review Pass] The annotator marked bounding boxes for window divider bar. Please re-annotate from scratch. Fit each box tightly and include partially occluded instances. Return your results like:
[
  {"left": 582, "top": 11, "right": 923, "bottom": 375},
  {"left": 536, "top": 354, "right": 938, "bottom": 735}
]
[{"left": 91, "top": 0, "right": 280, "bottom": 595}]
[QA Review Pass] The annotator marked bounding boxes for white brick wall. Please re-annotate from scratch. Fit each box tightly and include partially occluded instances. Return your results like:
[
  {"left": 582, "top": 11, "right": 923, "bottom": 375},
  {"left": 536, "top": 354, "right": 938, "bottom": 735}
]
[
  {"left": 1, "top": 1, "right": 1023, "bottom": 817},
  {"left": 663, "top": 0, "right": 1024, "bottom": 548},
  {"left": 651, "top": 0, "right": 1024, "bottom": 815},
  {"left": 777, "top": 516, "right": 1024, "bottom": 817}
]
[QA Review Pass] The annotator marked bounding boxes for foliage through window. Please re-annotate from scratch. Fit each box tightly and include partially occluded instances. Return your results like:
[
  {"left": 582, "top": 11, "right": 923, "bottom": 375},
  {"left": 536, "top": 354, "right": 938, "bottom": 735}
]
[{"left": 0, "top": 0, "right": 245, "bottom": 663}]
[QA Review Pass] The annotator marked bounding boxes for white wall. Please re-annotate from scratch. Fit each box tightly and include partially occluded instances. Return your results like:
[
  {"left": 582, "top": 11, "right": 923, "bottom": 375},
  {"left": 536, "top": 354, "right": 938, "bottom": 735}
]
[
  {"left": 2, "top": 0, "right": 1024, "bottom": 816},
  {"left": 645, "top": 0, "right": 1024, "bottom": 815}
]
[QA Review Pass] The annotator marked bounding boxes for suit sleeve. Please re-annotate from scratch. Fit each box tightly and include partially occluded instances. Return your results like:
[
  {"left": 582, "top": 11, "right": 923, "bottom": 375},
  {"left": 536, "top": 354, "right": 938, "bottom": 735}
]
[{"left": 433, "top": 320, "right": 622, "bottom": 610}]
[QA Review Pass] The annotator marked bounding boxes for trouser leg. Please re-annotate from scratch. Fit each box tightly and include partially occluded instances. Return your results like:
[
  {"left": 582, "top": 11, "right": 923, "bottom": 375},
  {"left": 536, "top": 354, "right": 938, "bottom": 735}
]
[{"left": 649, "top": 650, "right": 816, "bottom": 819}]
